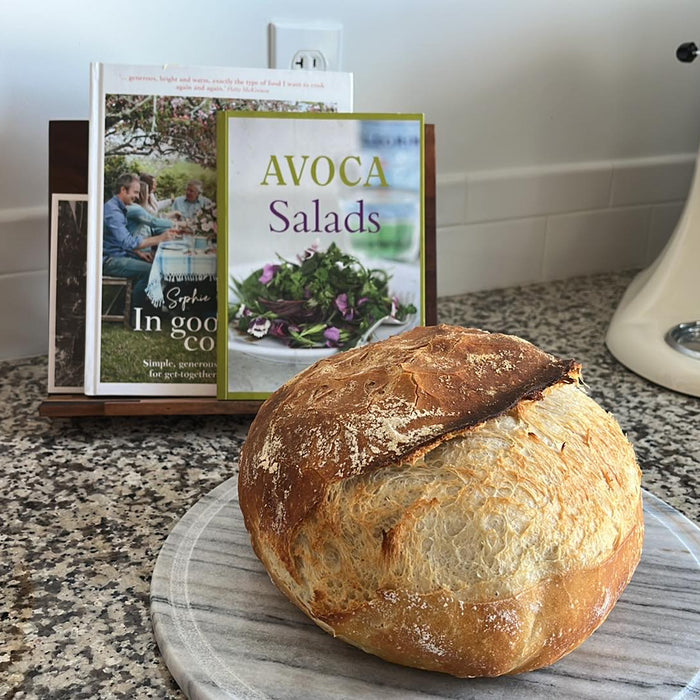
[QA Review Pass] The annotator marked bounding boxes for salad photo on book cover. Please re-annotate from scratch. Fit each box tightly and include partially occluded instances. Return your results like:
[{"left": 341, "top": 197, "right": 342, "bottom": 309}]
[
  {"left": 85, "top": 64, "right": 352, "bottom": 396},
  {"left": 217, "top": 112, "right": 425, "bottom": 400}
]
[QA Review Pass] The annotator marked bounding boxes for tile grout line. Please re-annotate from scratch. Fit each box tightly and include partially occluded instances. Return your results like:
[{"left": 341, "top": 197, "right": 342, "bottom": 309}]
[
  {"left": 0, "top": 268, "right": 49, "bottom": 280},
  {"left": 436, "top": 200, "right": 686, "bottom": 232}
]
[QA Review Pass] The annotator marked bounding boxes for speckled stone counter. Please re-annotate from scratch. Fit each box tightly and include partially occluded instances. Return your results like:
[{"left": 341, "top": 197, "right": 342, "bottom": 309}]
[{"left": 2, "top": 270, "right": 698, "bottom": 698}]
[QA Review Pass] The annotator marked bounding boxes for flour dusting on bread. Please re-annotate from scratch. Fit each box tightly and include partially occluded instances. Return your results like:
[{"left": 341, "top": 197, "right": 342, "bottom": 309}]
[{"left": 238, "top": 324, "right": 643, "bottom": 677}]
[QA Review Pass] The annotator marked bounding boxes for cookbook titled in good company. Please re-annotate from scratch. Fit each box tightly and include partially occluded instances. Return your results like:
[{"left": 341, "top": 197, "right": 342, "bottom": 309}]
[
  {"left": 217, "top": 112, "right": 425, "bottom": 400},
  {"left": 84, "top": 63, "right": 353, "bottom": 396}
]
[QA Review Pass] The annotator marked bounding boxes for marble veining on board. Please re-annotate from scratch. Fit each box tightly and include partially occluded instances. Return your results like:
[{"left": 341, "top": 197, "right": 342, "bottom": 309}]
[{"left": 151, "top": 478, "right": 700, "bottom": 699}]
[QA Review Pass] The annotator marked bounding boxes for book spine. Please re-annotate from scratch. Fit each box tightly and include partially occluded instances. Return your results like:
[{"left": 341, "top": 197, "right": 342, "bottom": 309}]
[
  {"left": 84, "top": 62, "right": 104, "bottom": 396},
  {"left": 216, "top": 113, "right": 229, "bottom": 400}
]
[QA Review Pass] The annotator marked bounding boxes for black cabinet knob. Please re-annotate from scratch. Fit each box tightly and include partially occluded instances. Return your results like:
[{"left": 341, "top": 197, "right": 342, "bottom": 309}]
[{"left": 677, "top": 42, "right": 698, "bottom": 63}]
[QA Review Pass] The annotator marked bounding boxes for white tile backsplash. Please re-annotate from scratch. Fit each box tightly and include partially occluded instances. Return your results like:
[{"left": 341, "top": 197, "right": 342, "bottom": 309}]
[
  {"left": 436, "top": 174, "right": 467, "bottom": 228},
  {"left": 0, "top": 270, "right": 48, "bottom": 361},
  {"left": 434, "top": 153, "right": 695, "bottom": 296},
  {"left": 0, "top": 209, "right": 48, "bottom": 275},
  {"left": 647, "top": 201, "right": 685, "bottom": 265},
  {"left": 543, "top": 207, "right": 651, "bottom": 281},
  {"left": 610, "top": 156, "right": 694, "bottom": 207},
  {"left": 0, "top": 208, "right": 49, "bottom": 359},
  {"left": 437, "top": 219, "right": 546, "bottom": 296},
  {"left": 465, "top": 162, "right": 613, "bottom": 223}
]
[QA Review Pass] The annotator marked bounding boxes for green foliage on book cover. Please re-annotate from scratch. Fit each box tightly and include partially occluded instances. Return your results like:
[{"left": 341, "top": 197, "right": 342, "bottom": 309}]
[
  {"left": 100, "top": 321, "right": 216, "bottom": 383},
  {"left": 229, "top": 242, "right": 416, "bottom": 350}
]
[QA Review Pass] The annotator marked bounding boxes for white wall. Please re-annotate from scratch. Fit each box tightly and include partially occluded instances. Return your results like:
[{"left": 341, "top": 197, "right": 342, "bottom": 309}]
[{"left": 2, "top": 0, "right": 700, "bottom": 358}]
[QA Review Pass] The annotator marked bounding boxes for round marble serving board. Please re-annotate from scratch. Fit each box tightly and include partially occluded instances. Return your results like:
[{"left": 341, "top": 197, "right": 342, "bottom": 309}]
[{"left": 151, "top": 478, "right": 700, "bottom": 700}]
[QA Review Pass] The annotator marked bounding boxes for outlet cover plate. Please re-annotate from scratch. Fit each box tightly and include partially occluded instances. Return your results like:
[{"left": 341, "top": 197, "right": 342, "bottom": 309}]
[{"left": 269, "top": 20, "right": 343, "bottom": 71}]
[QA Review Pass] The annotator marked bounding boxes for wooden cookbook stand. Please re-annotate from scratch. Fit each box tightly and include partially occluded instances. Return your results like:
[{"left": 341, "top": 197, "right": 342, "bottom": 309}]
[{"left": 39, "top": 122, "right": 437, "bottom": 418}]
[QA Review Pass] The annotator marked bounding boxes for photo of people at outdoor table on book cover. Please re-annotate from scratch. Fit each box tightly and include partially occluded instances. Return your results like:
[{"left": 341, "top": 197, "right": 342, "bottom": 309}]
[
  {"left": 99, "top": 96, "right": 221, "bottom": 387},
  {"left": 218, "top": 112, "right": 425, "bottom": 400},
  {"left": 90, "top": 64, "right": 351, "bottom": 395}
]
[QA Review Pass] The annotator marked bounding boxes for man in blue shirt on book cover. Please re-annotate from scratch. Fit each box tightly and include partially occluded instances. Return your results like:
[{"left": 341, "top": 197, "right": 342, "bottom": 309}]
[{"left": 103, "top": 173, "right": 179, "bottom": 325}]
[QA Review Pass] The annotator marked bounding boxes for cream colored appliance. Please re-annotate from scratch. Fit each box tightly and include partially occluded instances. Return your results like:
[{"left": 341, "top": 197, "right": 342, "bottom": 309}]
[{"left": 606, "top": 42, "right": 700, "bottom": 397}]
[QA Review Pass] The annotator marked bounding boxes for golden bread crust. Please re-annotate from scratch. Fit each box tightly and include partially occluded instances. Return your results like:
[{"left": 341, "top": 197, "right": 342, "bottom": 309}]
[
  {"left": 325, "top": 511, "right": 643, "bottom": 677},
  {"left": 238, "top": 325, "right": 643, "bottom": 677},
  {"left": 239, "top": 325, "right": 578, "bottom": 561}
]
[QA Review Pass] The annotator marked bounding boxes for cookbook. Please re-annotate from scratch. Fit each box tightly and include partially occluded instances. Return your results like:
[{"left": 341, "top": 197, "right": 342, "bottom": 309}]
[
  {"left": 84, "top": 63, "right": 353, "bottom": 396},
  {"left": 217, "top": 112, "right": 425, "bottom": 400}
]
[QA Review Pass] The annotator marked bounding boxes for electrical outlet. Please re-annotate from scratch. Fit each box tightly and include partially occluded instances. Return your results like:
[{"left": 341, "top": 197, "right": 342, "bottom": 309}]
[
  {"left": 292, "top": 50, "right": 326, "bottom": 71},
  {"left": 269, "top": 20, "right": 343, "bottom": 71}
]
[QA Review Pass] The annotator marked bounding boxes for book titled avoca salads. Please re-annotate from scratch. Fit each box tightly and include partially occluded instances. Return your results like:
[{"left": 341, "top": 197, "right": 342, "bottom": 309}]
[{"left": 217, "top": 112, "right": 425, "bottom": 400}]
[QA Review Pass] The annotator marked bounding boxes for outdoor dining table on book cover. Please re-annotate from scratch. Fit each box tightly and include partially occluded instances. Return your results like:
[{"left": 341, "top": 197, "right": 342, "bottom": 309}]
[{"left": 145, "top": 236, "right": 217, "bottom": 309}]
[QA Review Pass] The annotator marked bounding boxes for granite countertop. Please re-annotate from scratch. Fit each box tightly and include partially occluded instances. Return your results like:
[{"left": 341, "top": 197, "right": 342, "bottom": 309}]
[{"left": 2, "top": 270, "right": 698, "bottom": 698}]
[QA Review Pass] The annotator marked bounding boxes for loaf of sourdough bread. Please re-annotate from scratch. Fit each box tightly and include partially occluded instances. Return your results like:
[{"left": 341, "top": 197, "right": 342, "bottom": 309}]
[{"left": 238, "top": 325, "right": 643, "bottom": 677}]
